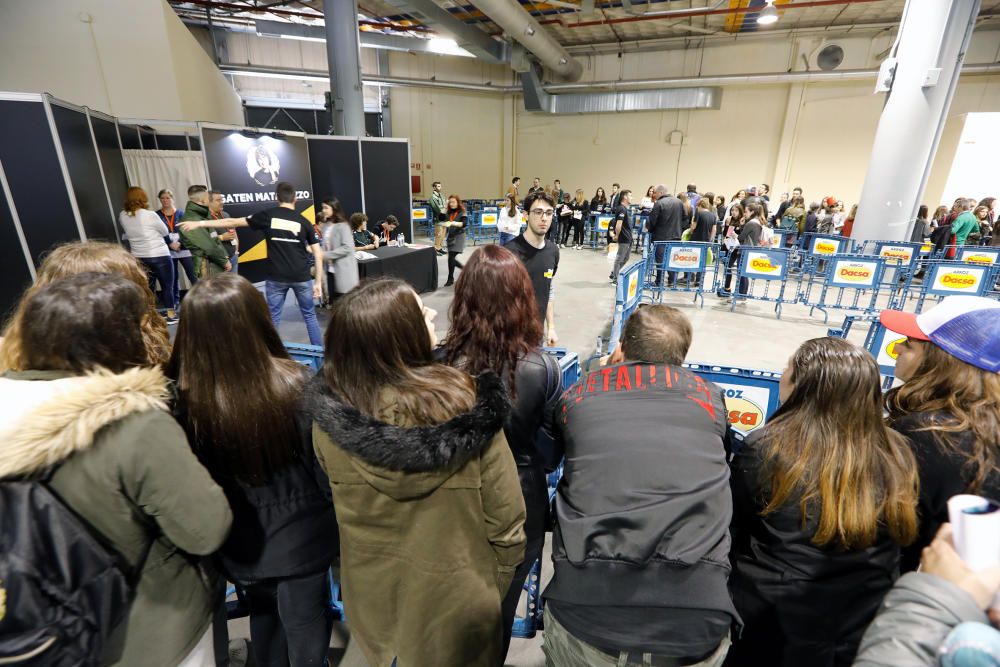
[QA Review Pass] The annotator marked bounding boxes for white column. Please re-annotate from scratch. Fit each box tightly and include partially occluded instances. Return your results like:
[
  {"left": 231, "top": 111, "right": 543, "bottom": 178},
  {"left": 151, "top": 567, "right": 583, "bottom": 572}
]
[
  {"left": 852, "top": 0, "right": 981, "bottom": 241},
  {"left": 324, "top": 0, "right": 366, "bottom": 137}
]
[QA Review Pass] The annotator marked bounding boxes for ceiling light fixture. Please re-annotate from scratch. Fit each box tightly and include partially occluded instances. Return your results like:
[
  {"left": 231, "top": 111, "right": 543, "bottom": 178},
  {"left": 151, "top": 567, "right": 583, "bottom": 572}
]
[{"left": 757, "top": 2, "right": 779, "bottom": 25}]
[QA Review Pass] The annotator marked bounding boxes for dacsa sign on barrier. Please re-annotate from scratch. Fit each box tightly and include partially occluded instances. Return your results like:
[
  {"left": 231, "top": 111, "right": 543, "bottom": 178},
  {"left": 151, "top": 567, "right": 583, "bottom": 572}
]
[
  {"left": 480, "top": 209, "right": 498, "bottom": 227},
  {"left": 412, "top": 208, "right": 427, "bottom": 220},
  {"left": 810, "top": 236, "right": 843, "bottom": 256},
  {"left": 929, "top": 265, "right": 986, "bottom": 295},
  {"left": 877, "top": 244, "right": 917, "bottom": 267},
  {"left": 868, "top": 322, "right": 906, "bottom": 376},
  {"left": 958, "top": 248, "right": 999, "bottom": 266},
  {"left": 597, "top": 215, "right": 614, "bottom": 231},
  {"left": 715, "top": 383, "right": 771, "bottom": 436},
  {"left": 667, "top": 246, "right": 704, "bottom": 271},
  {"left": 626, "top": 270, "right": 641, "bottom": 303},
  {"left": 830, "top": 259, "right": 878, "bottom": 288},
  {"left": 744, "top": 250, "right": 786, "bottom": 280}
]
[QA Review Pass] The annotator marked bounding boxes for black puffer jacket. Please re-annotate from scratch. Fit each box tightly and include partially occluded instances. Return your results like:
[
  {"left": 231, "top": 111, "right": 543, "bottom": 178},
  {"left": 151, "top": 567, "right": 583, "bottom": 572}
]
[
  {"left": 726, "top": 434, "right": 901, "bottom": 667},
  {"left": 545, "top": 362, "right": 736, "bottom": 619},
  {"left": 892, "top": 410, "right": 1000, "bottom": 573}
]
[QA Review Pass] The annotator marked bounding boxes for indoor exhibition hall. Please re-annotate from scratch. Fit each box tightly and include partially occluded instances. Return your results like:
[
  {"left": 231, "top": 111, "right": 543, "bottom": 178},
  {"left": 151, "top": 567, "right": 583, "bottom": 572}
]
[{"left": 1, "top": 1, "right": 1000, "bottom": 666}]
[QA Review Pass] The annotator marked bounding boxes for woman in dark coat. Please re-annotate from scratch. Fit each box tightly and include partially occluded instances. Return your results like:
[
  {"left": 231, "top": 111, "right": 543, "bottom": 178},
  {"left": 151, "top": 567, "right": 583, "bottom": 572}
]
[
  {"left": 726, "top": 338, "right": 919, "bottom": 667},
  {"left": 167, "top": 273, "right": 338, "bottom": 667},
  {"left": 442, "top": 194, "right": 467, "bottom": 286},
  {"left": 438, "top": 244, "right": 562, "bottom": 657}
]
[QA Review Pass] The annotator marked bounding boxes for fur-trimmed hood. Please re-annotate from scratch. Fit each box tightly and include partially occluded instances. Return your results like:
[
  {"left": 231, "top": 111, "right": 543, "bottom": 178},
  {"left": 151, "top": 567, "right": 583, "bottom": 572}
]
[
  {"left": 305, "top": 371, "right": 510, "bottom": 499},
  {"left": 0, "top": 367, "right": 171, "bottom": 478}
]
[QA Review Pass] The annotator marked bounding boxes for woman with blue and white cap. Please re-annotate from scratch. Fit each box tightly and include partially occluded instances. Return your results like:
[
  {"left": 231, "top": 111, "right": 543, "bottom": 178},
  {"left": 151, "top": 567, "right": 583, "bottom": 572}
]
[{"left": 880, "top": 295, "right": 1000, "bottom": 573}]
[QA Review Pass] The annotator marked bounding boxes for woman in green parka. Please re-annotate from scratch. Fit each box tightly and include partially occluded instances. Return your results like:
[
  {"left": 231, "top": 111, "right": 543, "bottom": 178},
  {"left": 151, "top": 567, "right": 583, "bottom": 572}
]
[
  {"left": 306, "top": 278, "right": 526, "bottom": 667},
  {"left": 0, "top": 272, "right": 232, "bottom": 667}
]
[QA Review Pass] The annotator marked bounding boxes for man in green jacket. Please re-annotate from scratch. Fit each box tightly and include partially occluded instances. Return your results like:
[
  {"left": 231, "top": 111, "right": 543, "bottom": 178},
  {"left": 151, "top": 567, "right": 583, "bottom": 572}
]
[
  {"left": 180, "top": 185, "right": 231, "bottom": 277},
  {"left": 429, "top": 180, "right": 446, "bottom": 255},
  {"left": 951, "top": 199, "right": 980, "bottom": 246}
]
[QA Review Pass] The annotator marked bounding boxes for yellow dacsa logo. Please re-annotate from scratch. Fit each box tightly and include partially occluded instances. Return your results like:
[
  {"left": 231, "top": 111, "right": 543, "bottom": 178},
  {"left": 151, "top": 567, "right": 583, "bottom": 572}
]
[
  {"left": 940, "top": 272, "right": 977, "bottom": 288},
  {"left": 627, "top": 273, "right": 639, "bottom": 300},
  {"left": 837, "top": 264, "right": 872, "bottom": 282},
  {"left": 885, "top": 337, "right": 906, "bottom": 360},
  {"left": 814, "top": 241, "right": 838, "bottom": 254},
  {"left": 726, "top": 397, "right": 765, "bottom": 433},
  {"left": 964, "top": 254, "right": 994, "bottom": 265},
  {"left": 412, "top": 208, "right": 427, "bottom": 220},
  {"left": 750, "top": 258, "right": 779, "bottom": 272}
]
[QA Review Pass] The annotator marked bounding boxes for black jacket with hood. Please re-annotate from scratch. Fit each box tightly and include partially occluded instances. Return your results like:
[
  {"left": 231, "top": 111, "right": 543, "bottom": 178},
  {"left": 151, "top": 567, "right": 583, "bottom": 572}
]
[{"left": 544, "top": 362, "right": 737, "bottom": 624}]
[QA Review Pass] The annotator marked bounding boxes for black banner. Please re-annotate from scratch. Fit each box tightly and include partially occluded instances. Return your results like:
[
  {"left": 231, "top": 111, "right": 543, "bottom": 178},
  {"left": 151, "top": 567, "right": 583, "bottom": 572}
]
[
  {"left": 308, "top": 137, "right": 362, "bottom": 220},
  {"left": 361, "top": 139, "right": 412, "bottom": 242},
  {"left": 201, "top": 128, "right": 314, "bottom": 283},
  {"left": 0, "top": 100, "right": 81, "bottom": 263},
  {"left": 51, "top": 104, "right": 118, "bottom": 242},
  {"left": 0, "top": 176, "right": 33, "bottom": 326}
]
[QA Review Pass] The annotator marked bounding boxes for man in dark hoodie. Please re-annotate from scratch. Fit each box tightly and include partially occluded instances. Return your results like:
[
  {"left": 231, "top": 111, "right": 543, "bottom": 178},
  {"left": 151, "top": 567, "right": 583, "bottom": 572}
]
[{"left": 543, "top": 305, "right": 738, "bottom": 667}]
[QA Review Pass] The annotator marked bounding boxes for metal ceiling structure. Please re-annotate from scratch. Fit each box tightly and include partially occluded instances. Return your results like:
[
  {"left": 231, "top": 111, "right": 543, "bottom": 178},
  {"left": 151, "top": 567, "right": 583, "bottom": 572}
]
[{"left": 168, "top": 0, "right": 1000, "bottom": 48}]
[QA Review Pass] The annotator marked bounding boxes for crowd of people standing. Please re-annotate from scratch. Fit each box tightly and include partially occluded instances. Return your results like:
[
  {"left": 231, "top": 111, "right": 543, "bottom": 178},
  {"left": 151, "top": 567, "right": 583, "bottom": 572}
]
[{"left": 2, "top": 174, "right": 1000, "bottom": 667}]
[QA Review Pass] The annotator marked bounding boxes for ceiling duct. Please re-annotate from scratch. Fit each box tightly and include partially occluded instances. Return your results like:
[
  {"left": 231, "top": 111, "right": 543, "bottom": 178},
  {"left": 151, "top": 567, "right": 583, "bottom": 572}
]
[
  {"left": 380, "top": 0, "right": 509, "bottom": 63},
  {"left": 521, "top": 65, "right": 721, "bottom": 114},
  {"left": 467, "top": 0, "right": 583, "bottom": 82}
]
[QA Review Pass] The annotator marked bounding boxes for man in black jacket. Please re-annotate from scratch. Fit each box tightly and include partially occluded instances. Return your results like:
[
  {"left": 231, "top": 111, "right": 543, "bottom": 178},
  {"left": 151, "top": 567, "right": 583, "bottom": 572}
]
[
  {"left": 544, "top": 305, "right": 737, "bottom": 666},
  {"left": 646, "top": 184, "right": 684, "bottom": 286}
]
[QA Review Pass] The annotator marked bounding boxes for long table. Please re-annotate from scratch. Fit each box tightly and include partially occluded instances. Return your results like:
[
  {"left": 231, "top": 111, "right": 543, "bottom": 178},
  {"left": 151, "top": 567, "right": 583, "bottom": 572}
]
[{"left": 357, "top": 245, "right": 438, "bottom": 293}]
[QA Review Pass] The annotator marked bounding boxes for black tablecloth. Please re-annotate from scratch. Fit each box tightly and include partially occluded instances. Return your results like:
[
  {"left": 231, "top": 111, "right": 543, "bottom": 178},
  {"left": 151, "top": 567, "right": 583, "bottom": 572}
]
[{"left": 357, "top": 245, "right": 438, "bottom": 293}]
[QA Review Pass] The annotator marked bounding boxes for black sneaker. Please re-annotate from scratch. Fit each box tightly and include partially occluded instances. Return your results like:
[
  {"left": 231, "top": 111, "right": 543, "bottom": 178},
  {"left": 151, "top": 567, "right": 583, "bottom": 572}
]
[{"left": 165, "top": 315, "right": 179, "bottom": 325}]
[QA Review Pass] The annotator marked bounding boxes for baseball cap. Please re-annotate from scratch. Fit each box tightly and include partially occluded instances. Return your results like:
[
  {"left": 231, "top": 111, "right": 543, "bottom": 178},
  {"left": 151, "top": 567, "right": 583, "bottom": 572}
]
[{"left": 880, "top": 296, "right": 1000, "bottom": 372}]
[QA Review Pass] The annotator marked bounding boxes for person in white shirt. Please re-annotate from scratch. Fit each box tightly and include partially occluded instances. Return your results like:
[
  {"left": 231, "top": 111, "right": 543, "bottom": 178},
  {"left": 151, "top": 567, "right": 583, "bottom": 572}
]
[
  {"left": 498, "top": 193, "right": 523, "bottom": 247},
  {"left": 120, "top": 186, "right": 177, "bottom": 324}
]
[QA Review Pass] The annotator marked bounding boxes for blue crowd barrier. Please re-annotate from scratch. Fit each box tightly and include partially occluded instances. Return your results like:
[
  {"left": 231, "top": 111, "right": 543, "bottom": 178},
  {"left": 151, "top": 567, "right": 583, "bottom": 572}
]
[
  {"left": 286, "top": 342, "right": 324, "bottom": 371},
  {"left": 544, "top": 347, "right": 581, "bottom": 390},
  {"left": 411, "top": 205, "right": 433, "bottom": 238},
  {"left": 798, "top": 253, "right": 888, "bottom": 324},
  {"left": 732, "top": 247, "right": 794, "bottom": 317},
  {"left": 645, "top": 241, "right": 719, "bottom": 308},
  {"left": 913, "top": 259, "right": 996, "bottom": 312}
]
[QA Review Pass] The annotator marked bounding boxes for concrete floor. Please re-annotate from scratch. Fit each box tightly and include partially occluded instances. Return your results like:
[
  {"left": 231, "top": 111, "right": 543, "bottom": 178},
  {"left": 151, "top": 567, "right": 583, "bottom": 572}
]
[{"left": 257, "top": 242, "right": 875, "bottom": 666}]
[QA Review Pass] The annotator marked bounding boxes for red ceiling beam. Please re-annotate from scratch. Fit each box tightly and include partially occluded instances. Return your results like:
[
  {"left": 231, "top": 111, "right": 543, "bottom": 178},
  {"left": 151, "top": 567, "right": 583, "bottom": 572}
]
[{"left": 540, "top": 0, "right": 885, "bottom": 28}]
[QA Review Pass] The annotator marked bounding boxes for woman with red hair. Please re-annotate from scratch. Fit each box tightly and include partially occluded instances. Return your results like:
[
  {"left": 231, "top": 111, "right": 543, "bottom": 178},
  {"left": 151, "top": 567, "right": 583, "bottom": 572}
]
[
  {"left": 119, "top": 186, "right": 178, "bottom": 324},
  {"left": 439, "top": 244, "right": 563, "bottom": 656}
]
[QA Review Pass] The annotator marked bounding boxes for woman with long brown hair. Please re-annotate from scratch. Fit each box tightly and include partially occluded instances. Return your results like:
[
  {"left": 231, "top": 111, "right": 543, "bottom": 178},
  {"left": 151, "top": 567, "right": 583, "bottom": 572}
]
[
  {"left": 880, "top": 296, "right": 1000, "bottom": 572},
  {"left": 438, "top": 245, "right": 562, "bottom": 656},
  {"left": 442, "top": 193, "right": 468, "bottom": 286},
  {"left": 306, "top": 277, "right": 525, "bottom": 667},
  {"left": 727, "top": 337, "right": 918, "bottom": 667},
  {"left": 0, "top": 241, "right": 170, "bottom": 372},
  {"left": 167, "top": 273, "right": 336, "bottom": 666}
]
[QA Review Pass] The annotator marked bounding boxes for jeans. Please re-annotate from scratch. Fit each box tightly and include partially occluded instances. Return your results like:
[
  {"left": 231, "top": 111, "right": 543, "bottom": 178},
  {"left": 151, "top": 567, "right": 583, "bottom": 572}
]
[
  {"left": 652, "top": 244, "right": 677, "bottom": 287},
  {"left": 542, "top": 609, "right": 730, "bottom": 667},
  {"left": 172, "top": 256, "right": 197, "bottom": 305},
  {"left": 499, "top": 232, "right": 517, "bottom": 246},
  {"left": 547, "top": 220, "right": 562, "bottom": 244},
  {"left": 500, "top": 465, "right": 548, "bottom": 656},
  {"left": 941, "top": 622, "right": 1000, "bottom": 667},
  {"left": 243, "top": 570, "right": 332, "bottom": 667},
  {"left": 266, "top": 280, "right": 323, "bottom": 346},
  {"left": 140, "top": 255, "right": 176, "bottom": 312},
  {"left": 230, "top": 253, "right": 239, "bottom": 274},
  {"left": 611, "top": 241, "right": 631, "bottom": 282}
]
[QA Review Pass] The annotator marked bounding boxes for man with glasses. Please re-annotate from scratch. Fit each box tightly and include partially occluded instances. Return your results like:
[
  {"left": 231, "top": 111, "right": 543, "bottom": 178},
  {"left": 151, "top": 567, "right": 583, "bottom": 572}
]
[{"left": 507, "top": 191, "right": 559, "bottom": 346}]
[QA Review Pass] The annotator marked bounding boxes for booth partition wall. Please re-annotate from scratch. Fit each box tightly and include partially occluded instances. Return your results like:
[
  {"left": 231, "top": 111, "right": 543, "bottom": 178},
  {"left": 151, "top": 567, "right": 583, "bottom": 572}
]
[{"left": 0, "top": 91, "right": 412, "bottom": 324}]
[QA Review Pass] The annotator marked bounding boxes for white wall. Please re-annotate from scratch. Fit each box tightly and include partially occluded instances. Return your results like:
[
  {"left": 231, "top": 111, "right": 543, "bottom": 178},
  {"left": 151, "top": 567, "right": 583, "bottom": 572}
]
[{"left": 0, "top": 0, "right": 242, "bottom": 123}]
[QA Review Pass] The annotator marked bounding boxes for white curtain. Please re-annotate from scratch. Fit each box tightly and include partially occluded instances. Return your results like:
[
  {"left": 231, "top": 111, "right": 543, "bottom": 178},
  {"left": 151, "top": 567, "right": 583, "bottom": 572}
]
[{"left": 122, "top": 149, "right": 208, "bottom": 206}]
